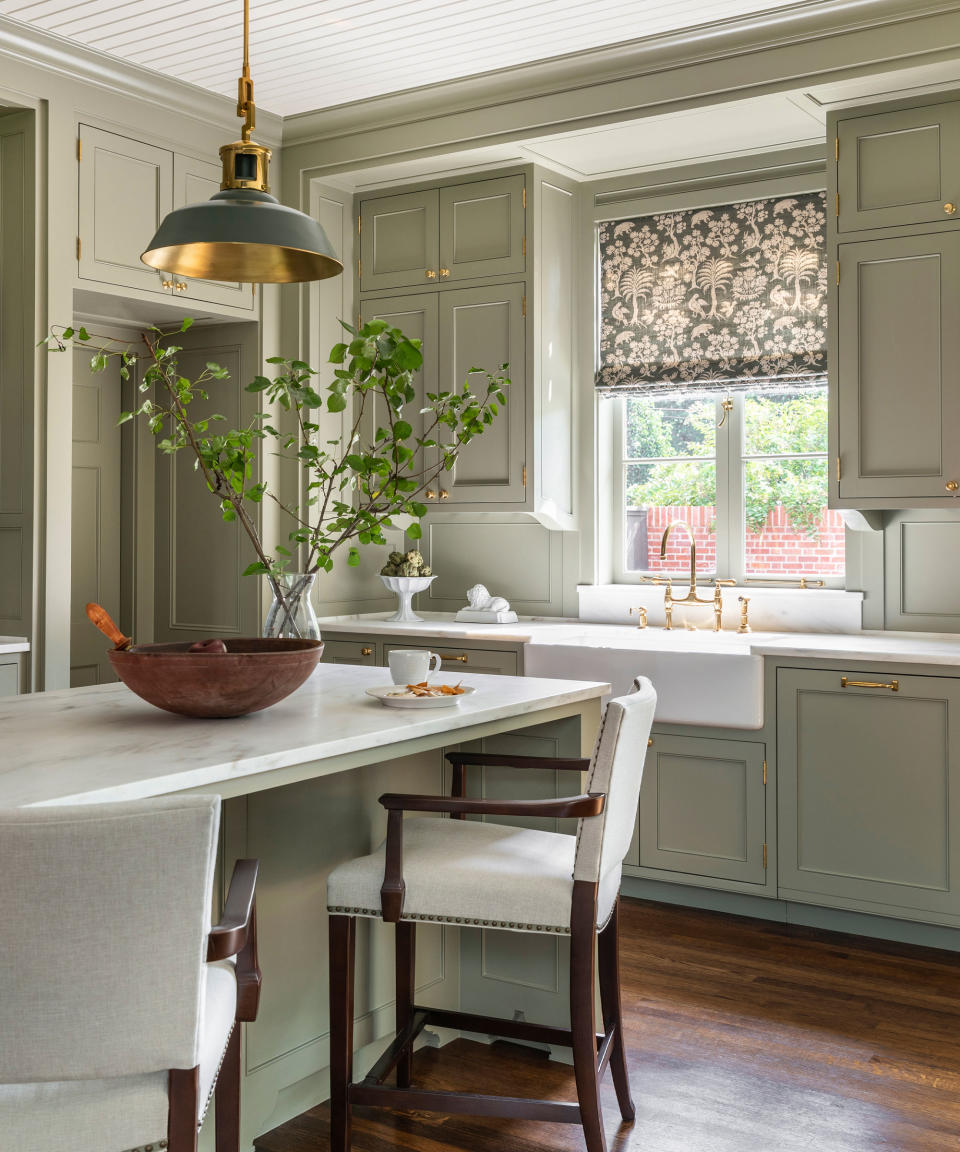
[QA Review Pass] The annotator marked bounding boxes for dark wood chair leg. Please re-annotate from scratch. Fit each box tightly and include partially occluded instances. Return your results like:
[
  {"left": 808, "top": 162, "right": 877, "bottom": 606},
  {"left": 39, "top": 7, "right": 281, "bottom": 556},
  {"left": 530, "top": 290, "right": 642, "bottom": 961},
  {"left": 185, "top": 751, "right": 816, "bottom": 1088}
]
[
  {"left": 598, "top": 898, "right": 636, "bottom": 1123},
  {"left": 214, "top": 1025, "right": 242, "bottom": 1152},
  {"left": 570, "top": 881, "right": 607, "bottom": 1152},
  {"left": 329, "top": 914, "right": 356, "bottom": 1152},
  {"left": 168, "top": 1065, "right": 200, "bottom": 1152},
  {"left": 396, "top": 920, "right": 416, "bottom": 1088}
]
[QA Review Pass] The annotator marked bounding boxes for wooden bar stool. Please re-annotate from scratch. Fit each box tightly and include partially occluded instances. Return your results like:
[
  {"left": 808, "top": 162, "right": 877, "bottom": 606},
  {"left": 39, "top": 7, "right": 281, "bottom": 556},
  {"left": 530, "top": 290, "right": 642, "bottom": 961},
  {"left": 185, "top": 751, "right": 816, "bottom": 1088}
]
[
  {"left": 327, "top": 676, "right": 657, "bottom": 1152},
  {"left": 0, "top": 795, "right": 261, "bottom": 1152}
]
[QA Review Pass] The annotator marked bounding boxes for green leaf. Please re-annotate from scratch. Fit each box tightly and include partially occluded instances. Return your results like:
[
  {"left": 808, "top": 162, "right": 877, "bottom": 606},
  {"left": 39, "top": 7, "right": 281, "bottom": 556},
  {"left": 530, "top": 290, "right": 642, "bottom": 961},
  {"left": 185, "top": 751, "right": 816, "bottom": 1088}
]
[
  {"left": 393, "top": 419, "right": 412, "bottom": 440},
  {"left": 327, "top": 393, "right": 347, "bottom": 413},
  {"left": 61, "top": 326, "right": 74, "bottom": 340},
  {"left": 347, "top": 547, "right": 361, "bottom": 567},
  {"left": 180, "top": 317, "right": 194, "bottom": 332},
  {"left": 78, "top": 327, "right": 90, "bottom": 342},
  {"left": 246, "top": 375, "right": 271, "bottom": 392},
  {"left": 329, "top": 342, "right": 348, "bottom": 364},
  {"left": 407, "top": 522, "right": 422, "bottom": 540}
]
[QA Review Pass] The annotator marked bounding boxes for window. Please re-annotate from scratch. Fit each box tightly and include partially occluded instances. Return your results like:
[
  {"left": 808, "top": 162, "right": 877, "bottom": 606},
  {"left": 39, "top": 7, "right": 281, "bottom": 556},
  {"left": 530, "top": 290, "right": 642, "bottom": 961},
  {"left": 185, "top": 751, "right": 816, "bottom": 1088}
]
[{"left": 613, "top": 385, "right": 844, "bottom": 585}]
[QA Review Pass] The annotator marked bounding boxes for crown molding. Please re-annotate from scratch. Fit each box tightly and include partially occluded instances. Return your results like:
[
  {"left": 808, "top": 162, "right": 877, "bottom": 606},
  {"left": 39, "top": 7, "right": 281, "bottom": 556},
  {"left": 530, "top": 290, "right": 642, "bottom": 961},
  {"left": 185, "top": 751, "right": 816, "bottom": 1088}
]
[
  {"left": 282, "top": 0, "right": 960, "bottom": 150},
  {"left": 0, "top": 15, "right": 283, "bottom": 148}
]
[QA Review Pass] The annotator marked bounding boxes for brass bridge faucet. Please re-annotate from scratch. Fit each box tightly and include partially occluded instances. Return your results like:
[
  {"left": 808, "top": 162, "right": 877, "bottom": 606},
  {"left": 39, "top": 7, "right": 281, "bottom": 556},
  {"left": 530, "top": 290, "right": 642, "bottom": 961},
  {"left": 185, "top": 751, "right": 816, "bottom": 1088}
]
[{"left": 659, "top": 521, "right": 728, "bottom": 631}]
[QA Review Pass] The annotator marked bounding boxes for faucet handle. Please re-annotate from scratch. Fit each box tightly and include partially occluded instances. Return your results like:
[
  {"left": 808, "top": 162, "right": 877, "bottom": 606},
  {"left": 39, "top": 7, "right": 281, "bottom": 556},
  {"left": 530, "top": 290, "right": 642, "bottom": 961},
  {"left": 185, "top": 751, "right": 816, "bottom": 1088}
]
[
  {"left": 629, "top": 606, "right": 648, "bottom": 629},
  {"left": 737, "top": 595, "right": 752, "bottom": 635}
]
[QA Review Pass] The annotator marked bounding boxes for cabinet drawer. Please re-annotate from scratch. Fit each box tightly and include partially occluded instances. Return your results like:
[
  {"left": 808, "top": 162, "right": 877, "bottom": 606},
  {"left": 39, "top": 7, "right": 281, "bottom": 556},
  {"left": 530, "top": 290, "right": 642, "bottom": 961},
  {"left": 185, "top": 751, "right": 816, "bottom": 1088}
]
[
  {"left": 636, "top": 734, "right": 767, "bottom": 886},
  {"left": 321, "top": 639, "right": 378, "bottom": 666},
  {"left": 837, "top": 102, "right": 960, "bottom": 232},
  {"left": 778, "top": 667, "right": 960, "bottom": 919},
  {"left": 382, "top": 642, "right": 518, "bottom": 677}
]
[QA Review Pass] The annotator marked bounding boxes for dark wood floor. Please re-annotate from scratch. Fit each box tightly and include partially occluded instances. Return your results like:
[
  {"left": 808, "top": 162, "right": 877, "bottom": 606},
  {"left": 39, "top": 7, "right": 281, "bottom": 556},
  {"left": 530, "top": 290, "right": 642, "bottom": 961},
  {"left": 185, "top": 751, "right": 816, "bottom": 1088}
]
[{"left": 256, "top": 898, "right": 960, "bottom": 1152}]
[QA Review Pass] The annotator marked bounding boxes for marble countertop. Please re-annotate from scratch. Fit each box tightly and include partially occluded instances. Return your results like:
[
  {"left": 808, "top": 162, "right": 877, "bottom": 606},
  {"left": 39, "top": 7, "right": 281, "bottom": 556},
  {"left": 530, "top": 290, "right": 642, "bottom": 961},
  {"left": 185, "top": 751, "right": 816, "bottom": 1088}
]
[
  {"left": 0, "top": 636, "right": 29, "bottom": 654},
  {"left": 0, "top": 663, "right": 607, "bottom": 808},
  {"left": 316, "top": 613, "right": 960, "bottom": 667}
]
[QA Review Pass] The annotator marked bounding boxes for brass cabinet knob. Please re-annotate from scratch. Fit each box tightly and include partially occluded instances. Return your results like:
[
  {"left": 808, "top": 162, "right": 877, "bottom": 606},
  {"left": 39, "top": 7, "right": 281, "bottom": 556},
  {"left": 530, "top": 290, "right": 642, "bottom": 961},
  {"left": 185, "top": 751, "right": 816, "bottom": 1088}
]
[
  {"left": 439, "top": 489, "right": 449, "bottom": 499},
  {"left": 948, "top": 481, "right": 959, "bottom": 492},
  {"left": 439, "top": 267, "right": 450, "bottom": 278},
  {"left": 360, "top": 647, "right": 372, "bottom": 657},
  {"left": 175, "top": 281, "right": 188, "bottom": 292},
  {"left": 647, "top": 738, "right": 654, "bottom": 747},
  {"left": 160, "top": 278, "right": 174, "bottom": 291},
  {"left": 426, "top": 489, "right": 437, "bottom": 499},
  {"left": 946, "top": 203, "right": 958, "bottom": 215},
  {"left": 425, "top": 269, "right": 437, "bottom": 279}
]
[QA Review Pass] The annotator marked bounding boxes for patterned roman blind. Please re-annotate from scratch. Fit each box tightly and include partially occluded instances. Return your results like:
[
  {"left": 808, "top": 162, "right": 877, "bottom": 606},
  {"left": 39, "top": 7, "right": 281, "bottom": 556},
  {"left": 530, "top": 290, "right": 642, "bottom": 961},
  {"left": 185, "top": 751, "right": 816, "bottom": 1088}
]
[{"left": 596, "top": 191, "right": 827, "bottom": 394}]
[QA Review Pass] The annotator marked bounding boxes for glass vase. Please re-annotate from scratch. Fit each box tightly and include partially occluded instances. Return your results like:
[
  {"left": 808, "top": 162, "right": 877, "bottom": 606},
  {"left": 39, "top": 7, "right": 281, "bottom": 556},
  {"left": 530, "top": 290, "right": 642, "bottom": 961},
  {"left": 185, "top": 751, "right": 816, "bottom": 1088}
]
[{"left": 263, "top": 573, "right": 320, "bottom": 641}]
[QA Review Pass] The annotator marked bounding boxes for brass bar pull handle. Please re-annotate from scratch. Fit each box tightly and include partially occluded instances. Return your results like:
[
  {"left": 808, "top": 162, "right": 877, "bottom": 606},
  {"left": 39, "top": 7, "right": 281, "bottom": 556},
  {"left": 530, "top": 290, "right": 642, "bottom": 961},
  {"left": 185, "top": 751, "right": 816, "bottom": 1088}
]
[
  {"left": 450, "top": 654, "right": 468, "bottom": 664},
  {"left": 841, "top": 677, "right": 899, "bottom": 692},
  {"left": 360, "top": 647, "right": 372, "bottom": 657}
]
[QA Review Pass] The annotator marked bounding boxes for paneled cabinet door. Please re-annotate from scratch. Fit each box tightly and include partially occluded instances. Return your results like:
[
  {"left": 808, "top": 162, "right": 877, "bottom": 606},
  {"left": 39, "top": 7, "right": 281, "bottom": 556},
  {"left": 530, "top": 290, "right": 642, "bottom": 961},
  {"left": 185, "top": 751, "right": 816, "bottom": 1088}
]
[
  {"left": 361, "top": 293, "right": 438, "bottom": 452},
  {"left": 0, "top": 659, "right": 19, "bottom": 697},
  {"left": 837, "top": 231, "right": 960, "bottom": 502},
  {"left": 434, "top": 283, "right": 526, "bottom": 504},
  {"left": 360, "top": 189, "right": 439, "bottom": 292},
  {"left": 78, "top": 125, "right": 173, "bottom": 294},
  {"left": 636, "top": 734, "right": 767, "bottom": 886},
  {"left": 777, "top": 668, "right": 960, "bottom": 920},
  {"left": 171, "top": 155, "right": 255, "bottom": 310},
  {"left": 837, "top": 102, "right": 960, "bottom": 232},
  {"left": 439, "top": 175, "right": 525, "bottom": 282}
]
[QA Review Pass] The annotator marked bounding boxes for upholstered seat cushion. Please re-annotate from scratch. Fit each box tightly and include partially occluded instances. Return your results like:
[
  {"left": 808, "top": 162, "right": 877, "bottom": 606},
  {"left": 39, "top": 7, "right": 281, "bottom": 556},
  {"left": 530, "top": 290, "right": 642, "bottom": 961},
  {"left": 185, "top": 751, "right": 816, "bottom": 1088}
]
[
  {"left": 0, "top": 961, "right": 237, "bottom": 1152},
  {"left": 327, "top": 817, "right": 621, "bottom": 933}
]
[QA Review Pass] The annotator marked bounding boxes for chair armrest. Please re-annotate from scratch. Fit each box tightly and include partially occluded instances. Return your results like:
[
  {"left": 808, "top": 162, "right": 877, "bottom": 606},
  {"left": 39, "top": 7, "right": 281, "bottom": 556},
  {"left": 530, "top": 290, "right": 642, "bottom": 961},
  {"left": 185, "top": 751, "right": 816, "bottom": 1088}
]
[
  {"left": 377, "top": 793, "right": 605, "bottom": 924},
  {"left": 208, "top": 858, "right": 262, "bottom": 1022},
  {"left": 379, "top": 792, "right": 605, "bottom": 819}
]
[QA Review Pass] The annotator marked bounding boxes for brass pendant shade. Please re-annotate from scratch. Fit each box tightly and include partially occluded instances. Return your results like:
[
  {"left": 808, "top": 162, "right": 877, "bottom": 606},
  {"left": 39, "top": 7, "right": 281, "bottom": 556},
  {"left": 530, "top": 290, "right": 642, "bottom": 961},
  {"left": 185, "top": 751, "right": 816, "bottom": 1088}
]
[{"left": 140, "top": 0, "right": 343, "bottom": 285}]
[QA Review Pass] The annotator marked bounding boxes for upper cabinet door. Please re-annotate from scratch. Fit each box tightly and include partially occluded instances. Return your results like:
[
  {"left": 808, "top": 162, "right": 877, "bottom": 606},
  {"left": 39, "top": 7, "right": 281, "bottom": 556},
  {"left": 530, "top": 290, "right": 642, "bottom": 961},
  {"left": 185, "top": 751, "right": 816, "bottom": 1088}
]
[
  {"left": 837, "top": 103, "right": 960, "bottom": 232},
  {"left": 439, "top": 175, "right": 526, "bottom": 282},
  {"left": 171, "top": 155, "right": 254, "bottom": 310},
  {"left": 837, "top": 231, "right": 960, "bottom": 502},
  {"left": 435, "top": 283, "right": 526, "bottom": 504},
  {"left": 360, "top": 189, "right": 439, "bottom": 292},
  {"left": 78, "top": 125, "right": 173, "bottom": 293}
]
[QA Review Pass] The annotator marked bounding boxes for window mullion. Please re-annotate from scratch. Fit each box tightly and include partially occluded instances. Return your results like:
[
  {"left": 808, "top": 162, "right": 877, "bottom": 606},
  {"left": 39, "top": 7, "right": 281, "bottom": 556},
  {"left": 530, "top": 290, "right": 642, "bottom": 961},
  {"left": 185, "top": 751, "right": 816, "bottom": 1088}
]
[{"left": 722, "top": 395, "right": 745, "bottom": 585}]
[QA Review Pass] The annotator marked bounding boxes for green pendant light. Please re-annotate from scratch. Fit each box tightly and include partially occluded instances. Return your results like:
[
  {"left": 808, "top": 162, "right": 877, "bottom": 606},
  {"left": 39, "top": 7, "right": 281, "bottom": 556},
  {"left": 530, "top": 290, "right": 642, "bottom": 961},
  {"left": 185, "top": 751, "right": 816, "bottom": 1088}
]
[{"left": 141, "top": 0, "right": 343, "bottom": 284}]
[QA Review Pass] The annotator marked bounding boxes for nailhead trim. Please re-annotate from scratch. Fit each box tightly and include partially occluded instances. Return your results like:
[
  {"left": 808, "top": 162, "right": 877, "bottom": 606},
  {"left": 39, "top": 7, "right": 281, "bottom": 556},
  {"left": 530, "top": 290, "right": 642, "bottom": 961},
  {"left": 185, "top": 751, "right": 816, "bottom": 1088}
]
[{"left": 327, "top": 905, "right": 571, "bottom": 934}]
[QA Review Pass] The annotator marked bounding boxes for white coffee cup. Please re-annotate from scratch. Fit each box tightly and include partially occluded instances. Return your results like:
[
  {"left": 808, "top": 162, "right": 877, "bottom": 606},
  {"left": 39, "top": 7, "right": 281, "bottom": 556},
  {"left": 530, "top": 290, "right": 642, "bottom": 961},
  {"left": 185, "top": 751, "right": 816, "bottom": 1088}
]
[{"left": 388, "top": 649, "right": 441, "bottom": 685}]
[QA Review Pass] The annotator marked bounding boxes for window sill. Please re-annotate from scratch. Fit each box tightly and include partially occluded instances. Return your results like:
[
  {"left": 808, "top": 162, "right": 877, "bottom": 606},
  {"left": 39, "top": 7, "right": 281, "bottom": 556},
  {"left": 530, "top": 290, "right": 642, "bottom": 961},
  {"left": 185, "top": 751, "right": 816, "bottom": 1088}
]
[{"left": 577, "top": 583, "right": 863, "bottom": 633}]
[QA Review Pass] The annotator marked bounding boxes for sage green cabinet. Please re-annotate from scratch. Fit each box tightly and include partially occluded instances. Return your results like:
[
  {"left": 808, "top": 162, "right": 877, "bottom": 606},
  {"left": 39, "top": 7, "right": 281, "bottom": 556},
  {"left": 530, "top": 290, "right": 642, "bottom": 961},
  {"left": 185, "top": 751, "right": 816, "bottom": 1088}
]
[
  {"left": 778, "top": 667, "right": 960, "bottom": 923},
  {"left": 836, "top": 231, "right": 960, "bottom": 501},
  {"left": 382, "top": 641, "right": 518, "bottom": 677},
  {"left": 171, "top": 154, "right": 255, "bottom": 311},
  {"left": 320, "top": 639, "right": 378, "bottom": 666},
  {"left": 0, "top": 657, "right": 21, "bottom": 697},
  {"left": 633, "top": 734, "right": 767, "bottom": 887},
  {"left": 360, "top": 176, "right": 525, "bottom": 293},
  {"left": 435, "top": 283, "right": 527, "bottom": 504},
  {"left": 837, "top": 102, "right": 960, "bottom": 233},
  {"left": 78, "top": 125, "right": 172, "bottom": 295}
]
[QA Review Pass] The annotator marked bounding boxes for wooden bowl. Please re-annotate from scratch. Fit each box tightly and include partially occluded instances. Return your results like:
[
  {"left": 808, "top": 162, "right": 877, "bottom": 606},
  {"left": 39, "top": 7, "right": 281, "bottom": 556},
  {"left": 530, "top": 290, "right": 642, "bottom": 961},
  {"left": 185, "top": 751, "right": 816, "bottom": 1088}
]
[{"left": 108, "top": 638, "right": 324, "bottom": 718}]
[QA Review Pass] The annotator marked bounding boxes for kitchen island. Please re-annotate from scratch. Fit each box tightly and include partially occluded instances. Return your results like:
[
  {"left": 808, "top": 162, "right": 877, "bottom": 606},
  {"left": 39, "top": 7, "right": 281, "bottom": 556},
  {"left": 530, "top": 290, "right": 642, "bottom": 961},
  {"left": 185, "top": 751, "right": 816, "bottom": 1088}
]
[{"left": 1, "top": 663, "right": 608, "bottom": 1150}]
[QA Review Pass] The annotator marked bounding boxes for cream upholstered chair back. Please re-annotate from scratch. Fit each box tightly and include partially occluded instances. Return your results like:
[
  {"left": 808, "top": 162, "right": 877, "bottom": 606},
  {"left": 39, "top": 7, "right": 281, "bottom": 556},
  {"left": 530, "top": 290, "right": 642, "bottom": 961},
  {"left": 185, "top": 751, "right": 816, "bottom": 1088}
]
[
  {"left": 573, "top": 677, "right": 656, "bottom": 894},
  {"left": 0, "top": 795, "right": 220, "bottom": 1085}
]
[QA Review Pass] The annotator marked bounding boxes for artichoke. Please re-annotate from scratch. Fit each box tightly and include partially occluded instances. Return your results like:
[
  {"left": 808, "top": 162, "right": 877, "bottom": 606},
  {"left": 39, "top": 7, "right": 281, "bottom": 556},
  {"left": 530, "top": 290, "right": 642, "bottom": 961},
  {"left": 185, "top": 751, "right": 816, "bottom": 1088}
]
[
  {"left": 388, "top": 551, "right": 405, "bottom": 565},
  {"left": 405, "top": 550, "right": 424, "bottom": 568},
  {"left": 421, "top": 566, "right": 432, "bottom": 577}
]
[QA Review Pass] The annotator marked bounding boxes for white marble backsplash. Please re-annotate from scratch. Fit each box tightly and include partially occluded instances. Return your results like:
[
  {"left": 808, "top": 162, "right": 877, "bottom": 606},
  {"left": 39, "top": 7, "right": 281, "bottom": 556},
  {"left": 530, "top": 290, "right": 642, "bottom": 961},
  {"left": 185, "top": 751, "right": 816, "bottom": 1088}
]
[{"left": 577, "top": 584, "right": 863, "bottom": 633}]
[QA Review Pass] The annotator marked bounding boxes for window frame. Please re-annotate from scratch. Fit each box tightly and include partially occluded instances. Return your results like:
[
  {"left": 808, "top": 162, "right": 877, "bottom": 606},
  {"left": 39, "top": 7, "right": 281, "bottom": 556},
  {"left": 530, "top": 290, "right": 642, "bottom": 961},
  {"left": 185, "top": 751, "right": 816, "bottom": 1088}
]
[{"left": 611, "top": 388, "right": 844, "bottom": 588}]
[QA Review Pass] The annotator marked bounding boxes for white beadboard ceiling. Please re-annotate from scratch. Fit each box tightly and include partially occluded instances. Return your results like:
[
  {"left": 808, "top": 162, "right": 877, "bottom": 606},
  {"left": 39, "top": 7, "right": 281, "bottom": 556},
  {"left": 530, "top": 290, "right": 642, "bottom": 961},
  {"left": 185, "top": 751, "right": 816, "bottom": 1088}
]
[{"left": 0, "top": 0, "right": 807, "bottom": 117}]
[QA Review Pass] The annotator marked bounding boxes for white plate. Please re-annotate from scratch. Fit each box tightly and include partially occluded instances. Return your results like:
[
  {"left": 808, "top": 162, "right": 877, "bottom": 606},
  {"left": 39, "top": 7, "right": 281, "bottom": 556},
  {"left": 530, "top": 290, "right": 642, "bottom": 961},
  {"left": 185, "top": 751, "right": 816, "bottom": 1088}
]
[{"left": 366, "top": 684, "right": 477, "bottom": 709}]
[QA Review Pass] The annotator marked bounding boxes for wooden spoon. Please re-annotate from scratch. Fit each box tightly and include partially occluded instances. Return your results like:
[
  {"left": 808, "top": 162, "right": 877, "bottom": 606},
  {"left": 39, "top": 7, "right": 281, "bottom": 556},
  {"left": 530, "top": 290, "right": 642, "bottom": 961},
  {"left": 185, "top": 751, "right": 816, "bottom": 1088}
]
[{"left": 85, "top": 602, "right": 133, "bottom": 651}]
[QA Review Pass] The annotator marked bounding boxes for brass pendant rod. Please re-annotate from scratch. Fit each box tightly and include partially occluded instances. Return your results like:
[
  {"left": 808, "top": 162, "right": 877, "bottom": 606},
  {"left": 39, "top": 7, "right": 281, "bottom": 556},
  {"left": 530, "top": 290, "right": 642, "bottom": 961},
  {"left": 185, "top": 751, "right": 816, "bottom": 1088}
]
[{"left": 237, "top": 0, "right": 255, "bottom": 142}]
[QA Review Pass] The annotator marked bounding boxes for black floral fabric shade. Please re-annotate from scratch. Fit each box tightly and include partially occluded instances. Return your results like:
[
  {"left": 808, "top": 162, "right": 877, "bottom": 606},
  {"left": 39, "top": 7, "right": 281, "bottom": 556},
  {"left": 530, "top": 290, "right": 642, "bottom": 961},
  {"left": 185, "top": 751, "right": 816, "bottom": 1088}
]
[{"left": 597, "top": 191, "right": 827, "bottom": 394}]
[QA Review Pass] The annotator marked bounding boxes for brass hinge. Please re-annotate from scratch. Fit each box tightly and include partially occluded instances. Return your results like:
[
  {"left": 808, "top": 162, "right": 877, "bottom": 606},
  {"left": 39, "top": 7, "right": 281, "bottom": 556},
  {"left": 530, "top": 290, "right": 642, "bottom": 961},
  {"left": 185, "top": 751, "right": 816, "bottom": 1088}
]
[
  {"left": 837, "top": 455, "right": 842, "bottom": 483},
  {"left": 836, "top": 260, "right": 840, "bottom": 286},
  {"left": 357, "top": 215, "right": 361, "bottom": 236},
  {"left": 762, "top": 759, "right": 767, "bottom": 786},
  {"left": 77, "top": 137, "right": 82, "bottom": 162},
  {"left": 357, "top": 313, "right": 362, "bottom": 329},
  {"left": 763, "top": 843, "right": 768, "bottom": 870},
  {"left": 835, "top": 192, "right": 840, "bottom": 217},
  {"left": 522, "top": 186, "right": 526, "bottom": 209},
  {"left": 835, "top": 136, "right": 839, "bottom": 162},
  {"left": 522, "top": 464, "right": 527, "bottom": 487},
  {"left": 522, "top": 235, "right": 526, "bottom": 257},
  {"left": 76, "top": 235, "right": 81, "bottom": 260},
  {"left": 357, "top": 258, "right": 362, "bottom": 278},
  {"left": 521, "top": 294, "right": 526, "bottom": 317}
]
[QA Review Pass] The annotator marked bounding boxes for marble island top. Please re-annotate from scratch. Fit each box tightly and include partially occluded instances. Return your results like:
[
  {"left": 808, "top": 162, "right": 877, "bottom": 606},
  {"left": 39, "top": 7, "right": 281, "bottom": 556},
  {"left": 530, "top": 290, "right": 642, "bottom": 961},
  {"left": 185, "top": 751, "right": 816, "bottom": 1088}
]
[
  {"left": 316, "top": 613, "right": 960, "bottom": 668},
  {"left": 0, "top": 635, "right": 29, "bottom": 654},
  {"left": 0, "top": 663, "right": 607, "bottom": 808}
]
